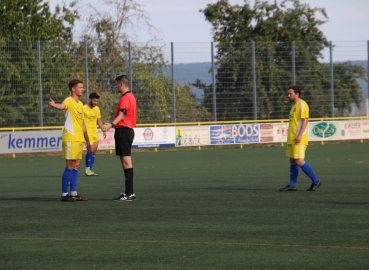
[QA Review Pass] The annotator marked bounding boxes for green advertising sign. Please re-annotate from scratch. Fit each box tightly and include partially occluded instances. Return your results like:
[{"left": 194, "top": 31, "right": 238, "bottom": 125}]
[{"left": 312, "top": 122, "right": 337, "bottom": 138}]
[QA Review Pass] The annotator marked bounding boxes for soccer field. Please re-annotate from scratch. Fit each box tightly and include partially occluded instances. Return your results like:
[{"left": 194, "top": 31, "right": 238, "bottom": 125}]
[{"left": 0, "top": 143, "right": 368, "bottom": 269}]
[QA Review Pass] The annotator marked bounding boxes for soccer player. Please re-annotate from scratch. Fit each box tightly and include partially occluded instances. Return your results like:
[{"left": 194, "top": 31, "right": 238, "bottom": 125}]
[
  {"left": 279, "top": 86, "right": 321, "bottom": 191},
  {"left": 84, "top": 92, "right": 107, "bottom": 176},
  {"left": 49, "top": 79, "right": 90, "bottom": 202},
  {"left": 104, "top": 73, "right": 137, "bottom": 202}
]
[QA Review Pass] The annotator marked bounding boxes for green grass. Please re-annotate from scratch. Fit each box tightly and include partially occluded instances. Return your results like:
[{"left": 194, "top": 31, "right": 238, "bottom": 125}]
[{"left": 1, "top": 143, "right": 369, "bottom": 269}]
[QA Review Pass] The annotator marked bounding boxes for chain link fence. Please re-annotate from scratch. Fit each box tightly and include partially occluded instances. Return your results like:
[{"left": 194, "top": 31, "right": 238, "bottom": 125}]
[{"left": 0, "top": 40, "right": 368, "bottom": 127}]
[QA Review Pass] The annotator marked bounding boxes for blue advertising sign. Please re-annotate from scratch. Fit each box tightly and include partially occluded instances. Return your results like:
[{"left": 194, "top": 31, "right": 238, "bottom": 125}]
[{"left": 210, "top": 124, "right": 259, "bottom": 145}]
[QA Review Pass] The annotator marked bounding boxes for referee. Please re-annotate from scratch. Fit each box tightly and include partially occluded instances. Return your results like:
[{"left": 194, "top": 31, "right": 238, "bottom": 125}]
[{"left": 105, "top": 73, "right": 137, "bottom": 201}]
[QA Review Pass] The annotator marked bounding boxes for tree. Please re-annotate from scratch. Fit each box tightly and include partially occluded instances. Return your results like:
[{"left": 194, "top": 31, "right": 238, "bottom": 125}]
[
  {"left": 0, "top": 0, "right": 78, "bottom": 41},
  {"left": 0, "top": 0, "right": 81, "bottom": 127},
  {"left": 81, "top": 0, "right": 211, "bottom": 123},
  {"left": 200, "top": 0, "right": 367, "bottom": 120}
]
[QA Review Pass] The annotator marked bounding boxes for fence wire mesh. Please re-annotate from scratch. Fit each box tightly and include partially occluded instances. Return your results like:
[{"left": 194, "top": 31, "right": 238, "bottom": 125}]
[{"left": 0, "top": 40, "right": 368, "bottom": 127}]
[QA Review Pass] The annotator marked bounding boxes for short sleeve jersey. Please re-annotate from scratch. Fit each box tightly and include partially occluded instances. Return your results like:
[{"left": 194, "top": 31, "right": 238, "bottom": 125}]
[
  {"left": 62, "top": 97, "right": 85, "bottom": 142},
  {"left": 287, "top": 99, "right": 309, "bottom": 145},
  {"left": 114, "top": 91, "right": 137, "bottom": 129},
  {"left": 83, "top": 104, "right": 101, "bottom": 136}
]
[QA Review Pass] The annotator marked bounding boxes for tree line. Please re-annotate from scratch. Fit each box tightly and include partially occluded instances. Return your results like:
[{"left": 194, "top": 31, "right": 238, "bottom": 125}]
[{"left": 0, "top": 0, "right": 367, "bottom": 127}]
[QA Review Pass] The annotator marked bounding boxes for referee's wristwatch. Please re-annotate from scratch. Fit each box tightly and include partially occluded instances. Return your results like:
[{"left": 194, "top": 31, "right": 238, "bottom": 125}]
[{"left": 110, "top": 122, "right": 115, "bottom": 128}]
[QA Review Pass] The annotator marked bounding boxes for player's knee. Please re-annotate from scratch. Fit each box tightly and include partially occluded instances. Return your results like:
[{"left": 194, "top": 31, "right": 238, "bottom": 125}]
[
  {"left": 123, "top": 159, "right": 132, "bottom": 169},
  {"left": 295, "top": 159, "right": 305, "bottom": 166}
]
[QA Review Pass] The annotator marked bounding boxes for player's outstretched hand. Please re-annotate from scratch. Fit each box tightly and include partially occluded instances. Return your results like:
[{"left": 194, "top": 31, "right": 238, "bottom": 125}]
[{"left": 49, "top": 98, "right": 55, "bottom": 108}]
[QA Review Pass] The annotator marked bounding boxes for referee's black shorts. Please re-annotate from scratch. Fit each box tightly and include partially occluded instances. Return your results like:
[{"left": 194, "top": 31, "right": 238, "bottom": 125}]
[{"left": 114, "top": 127, "right": 135, "bottom": 157}]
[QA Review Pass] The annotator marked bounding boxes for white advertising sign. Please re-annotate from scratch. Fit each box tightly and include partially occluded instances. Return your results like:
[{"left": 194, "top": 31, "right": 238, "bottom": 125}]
[
  {"left": 259, "top": 123, "right": 288, "bottom": 143},
  {"left": 340, "top": 120, "right": 363, "bottom": 139},
  {"left": 259, "top": 124, "right": 274, "bottom": 143},
  {"left": 132, "top": 127, "right": 175, "bottom": 148},
  {"left": 361, "top": 120, "right": 369, "bottom": 139},
  {"left": 175, "top": 126, "right": 210, "bottom": 146},
  {"left": 273, "top": 123, "right": 289, "bottom": 143},
  {"left": 90, "top": 129, "right": 115, "bottom": 150}
]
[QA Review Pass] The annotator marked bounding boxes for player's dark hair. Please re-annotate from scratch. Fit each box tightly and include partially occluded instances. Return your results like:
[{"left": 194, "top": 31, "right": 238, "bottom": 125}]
[
  {"left": 289, "top": 86, "right": 301, "bottom": 98},
  {"left": 89, "top": 92, "right": 100, "bottom": 99},
  {"left": 68, "top": 79, "right": 83, "bottom": 91},
  {"left": 115, "top": 73, "right": 129, "bottom": 87}
]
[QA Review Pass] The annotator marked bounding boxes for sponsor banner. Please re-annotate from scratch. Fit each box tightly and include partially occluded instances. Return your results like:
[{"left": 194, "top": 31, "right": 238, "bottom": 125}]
[
  {"left": 361, "top": 120, "right": 369, "bottom": 139},
  {"left": 340, "top": 120, "right": 363, "bottom": 139},
  {"left": 259, "top": 124, "right": 273, "bottom": 143},
  {"left": 132, "top": 127, "right": 175, "bottom": 148},
  {"left": 3, "top": 120, "right": 369, "bottom": 154},
  {"left": 259, "top": 123, "right": 288, "bottom": 143},
  {"left": 309, "top": 121, "right": 341, "bottom": 141},
  {"left": 0, "top": 130, "right": 63, "bottom": 154},
  {"left": 175, "top": 126, "right": 210, "bottom": 147},
  {"left": 273, "top": 123, "right": 289, "bottom": 143},
  {"left": 86, "top": 129, "right": 115, "bottom": 150},
  {"left": 210, "top": 124, "right": 259, "bottom": 145}
]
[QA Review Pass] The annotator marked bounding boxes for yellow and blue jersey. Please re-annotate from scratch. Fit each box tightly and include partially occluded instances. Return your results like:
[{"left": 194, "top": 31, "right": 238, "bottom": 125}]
[
  {"left": 62, "top": 97, "right": 85, "bottom": 142},
  {"left": 287, "top": 99, "right": 309, "bottom": 145},
  {"left": 83, "top": 104, "right": 101, "bottom": 136}
]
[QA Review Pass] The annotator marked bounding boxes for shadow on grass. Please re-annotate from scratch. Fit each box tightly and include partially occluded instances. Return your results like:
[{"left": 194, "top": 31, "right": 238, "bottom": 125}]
[
  {"left": 176, "top": 187, "right": 291, "bottom": 192},
  {"left": 4, "top": 175, "right": 60, "bottom": 179},
  {"left": 0, "top": 197, "right": 58, "bottom": 201},
  {"left": 317, "top": 201, "right": 369, "bottom": 206},
  {"left": 0, "top": 197, "right": 122, "bottom": 202}
]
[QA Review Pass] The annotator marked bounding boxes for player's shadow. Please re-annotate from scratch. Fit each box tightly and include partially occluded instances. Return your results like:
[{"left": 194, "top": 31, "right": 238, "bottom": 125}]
[
  {"left": 0, "top": 197, "right": 57, "bottom": 202},
  {"left": 5, "top": 175, "right": 60, "bottom": 179},
  {"left": 314, "top": 201, "right": 368, "bottom": 206},
  {"left": 177, "top": 187, "right": 278, "bottom": 191},
  {"left": 0, "top": 197, "right": 122, "bottom": 202}
]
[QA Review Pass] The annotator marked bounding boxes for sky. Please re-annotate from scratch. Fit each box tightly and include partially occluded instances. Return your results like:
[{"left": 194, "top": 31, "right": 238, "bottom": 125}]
[{"left": 47, "top": 0, "right": 369, "bottom": 42}]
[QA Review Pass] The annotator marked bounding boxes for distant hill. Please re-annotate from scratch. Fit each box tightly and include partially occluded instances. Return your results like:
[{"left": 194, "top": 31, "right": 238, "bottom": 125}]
[
  {"left": 163, "top": 60, "right": 368, "bottom": 99},
  {"left": 162, "top": 63, "right": 212, "bottom": 99},
  {"left": 163, "top": 62, "right": 212, "bottom": 85},
  {"left": 352, "top": 60, "right": 368, "bottom": 70}
]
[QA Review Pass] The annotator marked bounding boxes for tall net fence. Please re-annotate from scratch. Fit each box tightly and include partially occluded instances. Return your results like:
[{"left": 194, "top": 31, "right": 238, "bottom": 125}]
[{"left": 0, "top": 40, "right": 368, "bottom": 127}]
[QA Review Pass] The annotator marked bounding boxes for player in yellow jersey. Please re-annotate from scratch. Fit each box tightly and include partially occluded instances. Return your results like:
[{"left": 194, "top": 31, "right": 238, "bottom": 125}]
[
  {"left": 279, "top": 86, "right": 321, "bottom": 191},
  {"left": 83, "top": 93, "right": 106, "bottom": 176},
  {"left": 49, "top": 79, "right": 90, "bottom": 202}
]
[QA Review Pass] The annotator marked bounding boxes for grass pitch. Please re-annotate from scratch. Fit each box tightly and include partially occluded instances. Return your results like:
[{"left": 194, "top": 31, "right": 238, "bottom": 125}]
[{"left": 0, "top": 143, "right": 368, "bottom": 269}]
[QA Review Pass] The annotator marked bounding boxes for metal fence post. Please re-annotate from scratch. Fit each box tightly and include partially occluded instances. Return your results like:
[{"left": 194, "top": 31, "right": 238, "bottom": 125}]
[
  {"left": 171, "top": 42, "right": 176, "bottom": 122},
  {"left": 367, "top": 40, "right": 369, "bottom": 109},
  {"left": 84, "top": 40, "right": 89, "bottom": 100},
  {"left": 330, "top": 41, "right": 334, "bottom": 117},
  {"left": 128, "top": 42, "right": 133, "bottom": 92},
  {"left": 251, "top": 41, "right": 257, "bottom": 120},
  {"left": 292, "top": 41, "right": 296, "bottom": 85},
  {"left": 211, "top": 42, "right": 217, "bottom": 122},
  {"left": 37, "top": 41, "right": 43, "bottom": 127}
]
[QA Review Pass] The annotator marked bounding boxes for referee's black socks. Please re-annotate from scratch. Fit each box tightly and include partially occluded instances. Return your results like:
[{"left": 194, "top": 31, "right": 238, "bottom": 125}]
[{"left": 124, "top": 168, "right": 134, "bottom": 196}]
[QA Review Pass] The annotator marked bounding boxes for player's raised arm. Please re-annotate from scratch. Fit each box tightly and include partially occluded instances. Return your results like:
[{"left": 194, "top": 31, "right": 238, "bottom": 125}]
[{"left": 49, "top": 98, "right": 66, "bottom": 111}]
